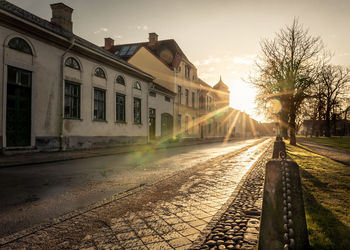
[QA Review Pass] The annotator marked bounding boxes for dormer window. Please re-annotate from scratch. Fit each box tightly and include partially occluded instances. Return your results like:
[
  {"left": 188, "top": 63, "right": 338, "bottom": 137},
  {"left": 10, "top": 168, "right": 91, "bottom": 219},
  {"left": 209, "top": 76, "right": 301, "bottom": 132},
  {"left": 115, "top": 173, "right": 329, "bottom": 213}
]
[
  {"left": 65, "top": 57, "right": 80, "bottom": 70},
  {"left": 134, "top": 81, "right": 141, "bottom": 90},
  {"left": 8, "top": 37, "right": 32, "bottom": 55},
  {"left": 94, "top": 67, "right": 106, "bottom": 79},
  {"left": 116, "top": 75, "right": 125, "bottom": 85}
]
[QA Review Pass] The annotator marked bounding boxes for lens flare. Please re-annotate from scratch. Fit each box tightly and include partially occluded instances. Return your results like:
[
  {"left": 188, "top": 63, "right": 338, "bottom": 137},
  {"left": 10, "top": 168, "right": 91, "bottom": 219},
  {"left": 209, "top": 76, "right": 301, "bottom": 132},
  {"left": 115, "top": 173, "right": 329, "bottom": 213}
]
[{"left": 267, "top": 99, "right": 282, "bottom": 114}]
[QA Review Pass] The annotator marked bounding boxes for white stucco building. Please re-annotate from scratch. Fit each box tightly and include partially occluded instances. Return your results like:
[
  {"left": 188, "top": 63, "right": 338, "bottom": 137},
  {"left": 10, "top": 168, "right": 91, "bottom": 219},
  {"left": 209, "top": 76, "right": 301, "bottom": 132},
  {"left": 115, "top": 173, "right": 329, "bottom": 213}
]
[{"left": 0, "top": 1, "right": 172, "bottom": 151}]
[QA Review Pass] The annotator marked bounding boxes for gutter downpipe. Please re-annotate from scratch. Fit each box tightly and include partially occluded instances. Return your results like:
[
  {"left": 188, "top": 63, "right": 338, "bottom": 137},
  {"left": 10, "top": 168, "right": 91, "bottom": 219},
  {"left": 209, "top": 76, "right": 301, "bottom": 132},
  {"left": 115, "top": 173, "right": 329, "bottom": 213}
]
[{"left": 59, "top": 37, "right": 75, "bottom": 151}]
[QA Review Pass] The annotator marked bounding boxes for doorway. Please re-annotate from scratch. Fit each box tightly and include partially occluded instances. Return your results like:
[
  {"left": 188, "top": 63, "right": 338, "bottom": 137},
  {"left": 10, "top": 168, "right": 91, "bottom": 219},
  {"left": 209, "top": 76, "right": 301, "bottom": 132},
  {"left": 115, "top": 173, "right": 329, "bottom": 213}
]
[
  {"left": 149, "top": 108, "right": 156, "bottom": 140},
  {"left": 6, "top": 66, "right": 32, "bottom": 147}
]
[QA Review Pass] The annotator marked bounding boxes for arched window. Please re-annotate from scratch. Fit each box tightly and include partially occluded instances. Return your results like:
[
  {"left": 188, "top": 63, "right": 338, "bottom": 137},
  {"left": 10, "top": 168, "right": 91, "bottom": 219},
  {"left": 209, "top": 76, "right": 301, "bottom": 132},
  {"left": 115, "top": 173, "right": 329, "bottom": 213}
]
[
  {"left": 94, "top": 67, "right": 106, "bottom": 79},
  {"left": 116, "top": 75, "right": 125, "bottom": 85},
  {"left": 65, "top": 57, "right": 80, "bottom": 70},
  {"left": 133, "top": 81, "right": 141, "bottom": 90},
  {"left": 8, "top": 37, "right": 32, "bottom": 55}
]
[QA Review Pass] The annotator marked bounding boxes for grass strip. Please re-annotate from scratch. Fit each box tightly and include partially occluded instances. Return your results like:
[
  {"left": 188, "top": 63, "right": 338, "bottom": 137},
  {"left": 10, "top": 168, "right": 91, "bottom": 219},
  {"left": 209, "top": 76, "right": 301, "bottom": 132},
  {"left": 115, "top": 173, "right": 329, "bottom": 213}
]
[
  {"left": 297, "top": 136, "right": 350, "bottom": 151},
  {"left": 286, "top": 142, "right": 350, "bottom": 250}
]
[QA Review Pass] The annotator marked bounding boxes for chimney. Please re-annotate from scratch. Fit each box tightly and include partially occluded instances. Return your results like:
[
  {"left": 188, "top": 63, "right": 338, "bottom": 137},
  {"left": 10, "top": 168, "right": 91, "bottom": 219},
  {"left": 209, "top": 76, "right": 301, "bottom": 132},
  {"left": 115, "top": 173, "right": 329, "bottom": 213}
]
[
  {"left": 148, "top": 32, "right": 158, "bottom": 47},
  {"left": 104, "top": 37, "right": 114, "bottom": 50},
  {"left": 50, "top": 3, "right": 73, "bottom": 33}
]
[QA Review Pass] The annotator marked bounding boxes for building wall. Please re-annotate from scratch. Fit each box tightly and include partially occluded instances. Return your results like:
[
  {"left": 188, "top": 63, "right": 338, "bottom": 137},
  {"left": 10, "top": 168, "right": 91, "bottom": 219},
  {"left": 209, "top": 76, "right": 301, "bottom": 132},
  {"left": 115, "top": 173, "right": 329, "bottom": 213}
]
[
  {"left": 129, "top": 47, "right": 174, "bottom": 92},
  {"left": 148, "top": 90, "right": 174, "bottom": 139},
  {"left": 1, "top": 26, "right": 150, "bottom": 151}
]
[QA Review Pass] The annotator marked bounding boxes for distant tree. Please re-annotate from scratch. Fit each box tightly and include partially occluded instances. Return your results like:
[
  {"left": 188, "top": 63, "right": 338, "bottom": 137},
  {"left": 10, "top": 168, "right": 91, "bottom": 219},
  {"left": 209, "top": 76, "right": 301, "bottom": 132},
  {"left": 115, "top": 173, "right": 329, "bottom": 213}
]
[
  {"left": 318, "top": 65, "right": 350, "bottom": 136},
  {"left": 250, "top": 19, "right": 324, "bottom": 145}
]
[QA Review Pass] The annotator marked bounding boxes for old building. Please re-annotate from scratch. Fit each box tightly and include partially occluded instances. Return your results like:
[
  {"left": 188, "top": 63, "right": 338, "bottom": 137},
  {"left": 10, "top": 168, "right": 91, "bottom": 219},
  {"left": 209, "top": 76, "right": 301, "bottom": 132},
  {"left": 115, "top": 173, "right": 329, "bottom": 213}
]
[
  {"left": 0, "top": 2, "right": 156, "bottom": 151},
  {"left": 104, "top": 33, "right": 235, "bottom": 140}
]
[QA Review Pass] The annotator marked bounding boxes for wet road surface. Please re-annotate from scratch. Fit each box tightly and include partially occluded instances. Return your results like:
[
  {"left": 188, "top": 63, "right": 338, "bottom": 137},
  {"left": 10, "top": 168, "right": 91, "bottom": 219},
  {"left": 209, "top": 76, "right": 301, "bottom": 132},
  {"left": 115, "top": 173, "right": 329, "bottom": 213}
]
[
  {"left": 1, "top": 138, "right": 272, "bottom": 249},
  {"left": 0, "top": 138, "right": 267, "bottom": 237}
]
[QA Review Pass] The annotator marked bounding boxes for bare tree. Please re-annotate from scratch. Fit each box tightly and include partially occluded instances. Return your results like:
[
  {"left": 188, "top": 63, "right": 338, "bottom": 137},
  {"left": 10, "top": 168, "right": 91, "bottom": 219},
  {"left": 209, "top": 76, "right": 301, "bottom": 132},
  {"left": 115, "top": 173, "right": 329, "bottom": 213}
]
[
  {"left": 318, "top": 65, "right": 350, "bottom": 136},
  {"left": 250, "top": 19, "right": 324, "bottom": 145}
]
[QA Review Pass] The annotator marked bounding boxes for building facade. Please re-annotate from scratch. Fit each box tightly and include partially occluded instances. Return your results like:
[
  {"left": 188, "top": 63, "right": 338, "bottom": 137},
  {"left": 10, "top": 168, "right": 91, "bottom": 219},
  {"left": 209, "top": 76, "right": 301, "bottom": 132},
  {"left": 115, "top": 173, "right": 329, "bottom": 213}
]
[
  {"left": 105, "top": 33, "right": 235, "bottom": 140},
  {"left": 0, "top": 2, "right": 155, "bottom": 151}
]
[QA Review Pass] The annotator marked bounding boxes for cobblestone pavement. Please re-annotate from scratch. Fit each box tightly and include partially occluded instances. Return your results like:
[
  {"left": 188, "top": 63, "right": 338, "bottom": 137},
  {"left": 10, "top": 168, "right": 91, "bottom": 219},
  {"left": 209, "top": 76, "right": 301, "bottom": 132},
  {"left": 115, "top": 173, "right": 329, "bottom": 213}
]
[
  {"left": 192, "top": 143, "right": 273, "bottom": 250},
  {"left": 1, "top": 139, "right": 272, "bottom": 249}
]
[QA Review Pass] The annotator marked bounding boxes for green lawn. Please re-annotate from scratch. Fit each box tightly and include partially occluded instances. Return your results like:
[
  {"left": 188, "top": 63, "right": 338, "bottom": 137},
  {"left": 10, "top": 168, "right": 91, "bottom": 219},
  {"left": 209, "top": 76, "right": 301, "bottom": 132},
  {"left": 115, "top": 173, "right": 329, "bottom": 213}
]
[
  {"left": 297, "top": 136, "right": 350, "bottom": 151},
  {"left": 286, "top": 142, "right": 350, "bottom": 250}
]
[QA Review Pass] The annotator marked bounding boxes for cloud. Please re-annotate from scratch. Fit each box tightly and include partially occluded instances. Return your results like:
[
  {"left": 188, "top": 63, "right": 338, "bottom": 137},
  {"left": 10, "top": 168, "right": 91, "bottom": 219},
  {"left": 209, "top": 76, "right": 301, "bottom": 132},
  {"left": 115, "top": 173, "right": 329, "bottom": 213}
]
[
  {"left": 113, "top": 34, "right": 122, "bottom": 39},
  {"left": 196, "top": 54, "right": 257, "bottom": 67},
  {"left": 231, "top": 54, "right": 256, "bottom": 65},
  {"left": 209, "top": 67, "right": 215, "bottom": 72},
  {"left": 93, "top": 27, "right": 108, "bottom": 34},
  {"left": 137, "top": 25, "right": 148, "bottom": 30},
  {"left": 339, "top": 53, "right": 350, "bottom": 57}
]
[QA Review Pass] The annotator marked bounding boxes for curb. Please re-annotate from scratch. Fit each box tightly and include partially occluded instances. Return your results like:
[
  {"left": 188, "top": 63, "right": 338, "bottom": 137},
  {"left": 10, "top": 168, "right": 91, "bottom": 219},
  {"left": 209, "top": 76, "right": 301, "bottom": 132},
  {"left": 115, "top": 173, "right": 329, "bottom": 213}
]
[{"left": 0, "top": 137, "right": 259, "bottom": 168}]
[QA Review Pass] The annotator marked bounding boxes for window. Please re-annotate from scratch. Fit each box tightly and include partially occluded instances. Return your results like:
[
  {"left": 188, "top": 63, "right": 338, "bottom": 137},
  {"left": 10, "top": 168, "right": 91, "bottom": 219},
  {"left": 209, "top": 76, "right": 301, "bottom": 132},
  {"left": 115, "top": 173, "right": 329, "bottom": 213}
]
[
  {"left": 94, "top": 67, "right": 106, "bottom": 79},
  {"left": 134, "top": 81, "right": 141, "bottom": 90},
  {"left": 134, "top": 98, "right": 141, "bottom": 124},
  {"left": 177, "top": 85, "right": 182, "bottom": 104},
  {"left": 149, "top": 91, "right": 156, "bottom": 97},
  {"left": 165, "top": 96, "right": 171, "bottom": 102},
  {"left": 8, "top": 37, "right": 32, "bottom": 55},
  {"left": 116, "top": 75, "right": 125, "bottom": 85},
  {"left": 192, "top": 92, "right": 195, "bottom": 108},
  {"left": 94, "top": 88, "right": 106, "bottom": 121},
  {"left": 64, "top": 81, "right": 80, "bottom": 119},
  {"left": 185, "top": 116, "right": 189, "bottom": 134},
  {"left": 116, "top": 93, "right": 125, "bottom": 122},
  {"left": 65, "top": 57, "right": 80, "bottom": 70},
  {"left": 185, "top": 89, "right": 189, "bottom": 106},
  {"left": 8, "top": 66, "right": 32, "bottom": 87},
  {"left": 185, "top": 65, "right": 190, "bottom": 79},
  {"left": 177, "top": 114, "right": 182, "bottom": 130},
  {"left": 208, "top": 123, "right": 211, "bottom": 133}
]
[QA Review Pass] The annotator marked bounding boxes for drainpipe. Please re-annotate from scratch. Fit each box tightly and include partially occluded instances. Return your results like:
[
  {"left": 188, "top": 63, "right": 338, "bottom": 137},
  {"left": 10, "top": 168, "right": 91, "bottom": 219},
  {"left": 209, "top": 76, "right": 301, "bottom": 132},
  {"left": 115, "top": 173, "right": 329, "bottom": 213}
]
[
  {"left": 59, "top": 37, "right": 75, "bottom": 151},
  {"left": 174, "top": 67, "right": 177, "bottom": 137}
]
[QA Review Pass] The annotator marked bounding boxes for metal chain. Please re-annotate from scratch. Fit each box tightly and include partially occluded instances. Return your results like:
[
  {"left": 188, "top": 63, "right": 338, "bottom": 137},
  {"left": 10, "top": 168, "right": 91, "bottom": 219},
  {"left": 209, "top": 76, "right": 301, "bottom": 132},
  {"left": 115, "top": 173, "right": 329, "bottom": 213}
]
[{"left": 280, "top": 152, "right": 295, "bottom": 250}]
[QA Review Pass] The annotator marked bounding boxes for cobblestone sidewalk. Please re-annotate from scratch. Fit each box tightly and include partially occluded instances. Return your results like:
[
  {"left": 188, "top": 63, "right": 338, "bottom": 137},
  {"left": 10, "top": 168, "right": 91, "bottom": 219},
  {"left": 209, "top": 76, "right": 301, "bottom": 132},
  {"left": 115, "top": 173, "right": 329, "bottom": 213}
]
[
  {"left": 192, "top": 144, "right": 273, "bottom": 249},
  {"left": 0, "top": 139, "right": 272, "bottom": 250}
]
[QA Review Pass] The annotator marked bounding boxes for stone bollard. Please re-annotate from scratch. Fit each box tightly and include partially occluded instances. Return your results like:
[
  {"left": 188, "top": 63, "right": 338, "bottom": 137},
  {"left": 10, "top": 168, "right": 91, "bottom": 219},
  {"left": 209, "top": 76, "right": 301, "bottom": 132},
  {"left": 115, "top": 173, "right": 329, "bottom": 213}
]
[
  {"left": 258, "top": 159, "right": 309, "bottom": 250},
  {"left": 272, "top": 136, "right": 286, "bottom": 159}
]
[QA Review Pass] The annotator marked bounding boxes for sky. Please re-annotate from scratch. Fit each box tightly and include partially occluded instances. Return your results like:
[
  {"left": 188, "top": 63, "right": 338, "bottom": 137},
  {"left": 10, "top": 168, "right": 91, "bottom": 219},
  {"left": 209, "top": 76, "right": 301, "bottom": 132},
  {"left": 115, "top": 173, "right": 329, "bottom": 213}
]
[{"left": 8, "top": 0, "right": 350, "bottom": 122}]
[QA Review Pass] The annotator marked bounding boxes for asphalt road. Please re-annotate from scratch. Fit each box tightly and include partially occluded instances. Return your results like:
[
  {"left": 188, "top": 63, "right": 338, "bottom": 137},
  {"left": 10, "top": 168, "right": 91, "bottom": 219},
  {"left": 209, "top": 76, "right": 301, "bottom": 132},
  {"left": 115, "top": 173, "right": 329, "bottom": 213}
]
[{"left": 0, "top": 138, "right": 267, "bottom": 237}]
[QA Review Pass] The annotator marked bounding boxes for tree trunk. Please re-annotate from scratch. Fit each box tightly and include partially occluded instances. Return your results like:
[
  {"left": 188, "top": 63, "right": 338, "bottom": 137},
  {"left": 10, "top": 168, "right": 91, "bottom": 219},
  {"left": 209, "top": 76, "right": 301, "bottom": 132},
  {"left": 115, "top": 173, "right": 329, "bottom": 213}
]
[
  {"left": 289, "top": 109, "right": 297, "bottom": 145},
  {"left": 280, "top": 111, "right": 289, "bottom": 139},
  {"left": 325, "top": 107, "right": 331, "bottom": 137}
]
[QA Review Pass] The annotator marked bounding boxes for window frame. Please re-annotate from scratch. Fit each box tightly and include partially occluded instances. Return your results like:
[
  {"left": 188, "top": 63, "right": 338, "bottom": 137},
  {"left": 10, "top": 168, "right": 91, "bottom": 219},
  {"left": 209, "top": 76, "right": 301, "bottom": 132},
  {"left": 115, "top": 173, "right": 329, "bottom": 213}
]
[
  {"left": 185, "top": 89, "right": 189, "bottom": 106},
  {"left": 65, "top": 57, "right": 80, "bottom": 70},
  {"left": 177, "top": 114, "right": 182, "bottom": 131},
  {"left": 192, "top": 92, "right": 195, "bottom": 108},
  {"left": 133, "top": 81, "right": 141, "bottom": 90},
  {"left": 133, "top": 97, "right": 142, "bottom": 124},
  {"left": 64, "top": 80, "right": 80, "bottom": 119},
  {"left": 116, "top": 93, "right": 126, "bottom": 123},
  {"left": 164, "top": 96, "right": 171, "bottom": 102},
  {"left": 116, "top": 75, "right": 125, "bottom": 85},
  {"left": 177, "top": 85, "right": 182, "bottom": 104},
  {"left": 93, "top": 88, "right": 106, "bottom": 121},
  {"left": 8, "top": 37, "right": 32, "bottom": 55},
  {"left": 94, "top": 67, "right": 106, "bottom": 79}
]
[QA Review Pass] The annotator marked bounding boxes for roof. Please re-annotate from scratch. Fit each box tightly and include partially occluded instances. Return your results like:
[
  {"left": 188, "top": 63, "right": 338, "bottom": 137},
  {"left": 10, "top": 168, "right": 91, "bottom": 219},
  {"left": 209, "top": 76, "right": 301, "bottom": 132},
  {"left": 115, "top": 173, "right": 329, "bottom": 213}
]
[
  {"left": 213, "top": 76, "right": 229, "bottom": 92},
  {"left": 0, "top": 1, "right": 153, "bottom": 81},
  {"left": 107, "top": 39, "right": 195, "bottom": 70}
]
